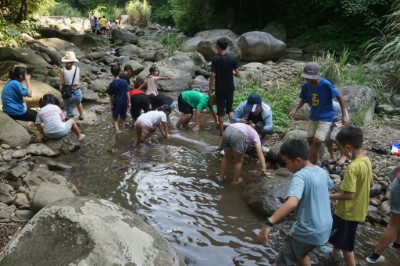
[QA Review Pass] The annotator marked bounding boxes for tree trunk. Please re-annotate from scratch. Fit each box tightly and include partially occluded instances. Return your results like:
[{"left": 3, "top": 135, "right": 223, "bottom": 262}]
[{"left": 16, "top": 0, "right": 27, "bottom": 23}]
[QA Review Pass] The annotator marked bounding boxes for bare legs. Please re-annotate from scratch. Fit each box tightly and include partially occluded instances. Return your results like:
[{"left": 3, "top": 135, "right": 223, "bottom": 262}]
[
  {"left": 217, "top": 112, "right": 233, "bottom": 136},
  {"left": 134, "top": 125, "right": 156, "bottom": 146},
  {"left": 307, "top": 136, "right": 322, "bottom": 165},
  {"left": 77, "top": 102, "right": 84, "bottom": 119},
  {"left": 326, "top": 139, "right": 348, "bottom": 164},
  {"left": 373, "top": 213, "right": 400, "bottom": 255},
  {"left": 176, "top": 114, "right": 192, "bottom": 129},
  {"left": 219, "top": 147, "right": 244, "bottom": 183},
  {"left": 66, "top": 118, "right": 85, "bottom": 141},
  {"left": 113, "top": 118, "right": 126, "bottom": 133}
]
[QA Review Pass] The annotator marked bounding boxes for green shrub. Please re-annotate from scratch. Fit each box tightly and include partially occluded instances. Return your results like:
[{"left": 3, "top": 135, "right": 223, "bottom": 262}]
[
  {"left": 159, "top": 32, "right": 184, "bottom": 57},
  {"left": 90, "top": 5, "right": 124, "bottom": 20},
  {"left": 125, "top": 0, "right": 151, "bottom": 26},
  {"left": 48, "top": 1, "right": 83, "bottom": 17}
]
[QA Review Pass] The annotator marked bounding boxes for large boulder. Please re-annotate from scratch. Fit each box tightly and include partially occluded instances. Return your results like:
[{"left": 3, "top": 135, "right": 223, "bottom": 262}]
[
  {"left": 338, "top": 85, "right": 375, "bottom": 124},
  {"left": 88, "top": 78, "right": 111, "bottom": 94},
  {"left": 115, "top": 44, "right": 142, "bottom": 57},
  {"left": 70, "top": 33, "right": 110, "bottom": 51},
  {"left": 0, "top": 112, "right": 31, "bottom": 147},
  {"left": 30, "top": 182, "right": 75, "bottom": 213},
  {"left": 0, "top": 47, "right": 51, "bottom": 75},
  {"left": 37, "top": 27, "right": 76, "bottom": 42},
  {"left": 29, "top": 42, "right": 63, "bottom": 65},
  {"left": 262, "top": 21, "right": 287, "bottom": 42},
  {"left": 112, "top": 29, "right": 139, "bottom": 46},
  {"left": 35, "top": 38, "right": 85, "bottom": 60},
  {"left": 243, "top": 168, "right": 292, "bottom": 216},
  {"left": 237, "top": 31, "right": 286, "bottom": 62},
  {"left": 157, "top": 52, "right": 207, "bottom": 77},
  {"left": 180, "top": 29, "right": 238, "bottom": 52},
  {"left": 0, "top": 197, "right": 183, "bottom": 266}
]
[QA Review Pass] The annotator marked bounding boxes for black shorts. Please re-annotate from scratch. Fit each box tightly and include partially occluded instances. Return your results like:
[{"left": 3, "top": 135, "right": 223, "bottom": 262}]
[
  {"left": 329, "top": 214, "right": 359, "bottom": 252},
  {"left": 130, "top": 94, "right": 149, "bottom": 120},
  {"left": 178, "top": 94, "right": 193, "bottom": 114},
  {"left": 100, "top": 27, "right": 106, "bottom": 31},
  {"left": 215, "top": 89, "right": 234, "bottom": 116},
  {"left": 8, "top": 109, "right": 38, "bottom": 122}
]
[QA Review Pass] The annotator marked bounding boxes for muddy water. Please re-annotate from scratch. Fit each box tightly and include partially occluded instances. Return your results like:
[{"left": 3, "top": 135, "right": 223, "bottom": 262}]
[{"left": 59, "top": 105, "right": 399, "bottom": 266}]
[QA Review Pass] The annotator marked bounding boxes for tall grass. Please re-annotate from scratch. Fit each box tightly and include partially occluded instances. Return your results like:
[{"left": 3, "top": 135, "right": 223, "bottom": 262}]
[
  {"left": 48, "top": 1, "right": 83, "bottom": 17},
  {"left": 159, "top": 32, "right": 184, "bottom": 57},
  {"left": 126, "top": 0, "right": 151, "bottom": 26}
]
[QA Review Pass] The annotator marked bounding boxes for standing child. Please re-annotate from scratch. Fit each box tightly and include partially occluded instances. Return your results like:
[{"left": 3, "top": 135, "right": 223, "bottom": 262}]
[
  {"left": 257, "top": 139, "right": 333, "bottom": 266},
  {"left": 138, "top": 66, "right": 171, "bottom": 96},
  {"left": 289, "top": 62, "right": 348, "bottom": 165},
  {"left": 134, "top": 104, "right": 171, "bottom": 146},
  {"left": 108, "top": 64, "right": 131, "bottom": 133},
  {"left": 208, "top": 37, "right": 240, "bottom": 136},
  {"left": 35, "top": 94, "right": 85, "bottom": 141},
  {"left": 327, "top": 125, "right": 373, "bottom": 266}
]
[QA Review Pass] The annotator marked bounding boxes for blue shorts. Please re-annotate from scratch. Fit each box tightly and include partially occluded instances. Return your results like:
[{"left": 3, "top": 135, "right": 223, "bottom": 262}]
[
  {"left": 329, "top": 214, "right": 359, "bottom": 252},
  {"left": 112, "top": 103, "right": 128, "bottom": 120},
  {"left": 44, "top": 122, "right": 72, "bottom": 139},
  {"left": 390, "top": 177, "right": 400, "bottom": 214}
]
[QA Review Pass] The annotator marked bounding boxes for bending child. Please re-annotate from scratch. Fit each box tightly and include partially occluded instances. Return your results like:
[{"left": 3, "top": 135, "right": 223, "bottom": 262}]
[
  {"left": 35, "top": 94, "right": 85, "bottom": 141},
  {"left": 134, "top": 104, "right": 171, "bottom": 146}
]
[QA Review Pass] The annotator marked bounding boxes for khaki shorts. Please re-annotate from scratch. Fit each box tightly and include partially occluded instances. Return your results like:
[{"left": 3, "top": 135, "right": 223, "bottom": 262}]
[
  {"left": 326, "top": 122, "right": 343, "bottom": 141},
  {"left": 307, "top": 121, "right": 331, "bottom": 141}
]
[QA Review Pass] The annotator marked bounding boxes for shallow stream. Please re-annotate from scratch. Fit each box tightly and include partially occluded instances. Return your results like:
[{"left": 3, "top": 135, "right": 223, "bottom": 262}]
[{"left": 57, "top": 104, "right": 399, "bottom": 266}]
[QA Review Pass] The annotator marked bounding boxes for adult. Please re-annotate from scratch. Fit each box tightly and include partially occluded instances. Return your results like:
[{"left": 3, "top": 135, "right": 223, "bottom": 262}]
[
  {"left": 59, "top": 51, "right": 84, "bottom": 120},
  {"left": 209, "top": 37, "right": 240, "bottom": 136},
  {"left": 219, "top": 123, "right": 270, "bottom": 184},
  {"left": 366, "top": 167, "right": 400, "bottom": 263},
  {"left": 1, "top": 66, "right": 37, "bottom": 122},
  {"left": 176, "top": 90, "right": 217, "bottom": 132},
  {"left": 232, "top": 93, "right": 273, "bottom": 137}
]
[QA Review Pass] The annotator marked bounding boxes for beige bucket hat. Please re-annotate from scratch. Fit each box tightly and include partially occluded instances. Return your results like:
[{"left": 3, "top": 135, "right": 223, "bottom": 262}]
[{"left": 61, "top": 51, "right": 79, "bottom": 62}]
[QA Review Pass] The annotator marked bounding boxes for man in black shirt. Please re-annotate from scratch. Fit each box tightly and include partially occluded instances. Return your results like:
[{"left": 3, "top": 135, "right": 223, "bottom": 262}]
[{"left": 209, "top": 37, "right": 240, "bottom": 136}]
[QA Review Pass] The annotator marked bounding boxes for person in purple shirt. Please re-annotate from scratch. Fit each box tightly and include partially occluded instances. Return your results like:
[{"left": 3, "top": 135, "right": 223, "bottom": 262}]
[
  {"left": 289, "top": 62, "right": 348, "bottom": 166},
  {"left": 1, "top": 66, "right": 37, "bottom": 122}
]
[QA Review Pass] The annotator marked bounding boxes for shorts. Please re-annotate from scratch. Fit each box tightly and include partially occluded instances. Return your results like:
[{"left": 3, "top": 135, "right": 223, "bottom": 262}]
[
  {"left": 215, "top": 89, "right": 234, "bottom": 116},
  {"left": 275, "top": 236, "right": 317, "bottom": 266},
  {"left": 221, "top": 126, "right": 248, "bottom": 154},
  {"left": 44, "top": 122, "right": 72, "bottom": 139},
  {"left": 112, "top": 103, "right": 128, "bottom": 120},
  {"left": 325, "top": 122, "right": 343, "bottom": 141},
  {"left": 390, "top": 177, "right": 400, "bottom": 214},
  {"left": 131, "top": 94, "right": 150, "bottom": 120},
  {"left": 178, "top": 94, "right": 193, "bottom": 114},
  {"left": 307, "top": 121, "right": 331, "bottom": 141},
  {"left": 329, "top": 214, "right": 359, "bottom": 252},
  {"left": 100, "top": 27, "right": 106, "bottom": 31}
]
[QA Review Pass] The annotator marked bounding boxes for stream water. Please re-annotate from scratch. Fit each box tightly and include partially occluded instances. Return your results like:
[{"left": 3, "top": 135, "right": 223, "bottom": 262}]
[{"left": 57, "top": 104, "right": 399, "bottom": 266}]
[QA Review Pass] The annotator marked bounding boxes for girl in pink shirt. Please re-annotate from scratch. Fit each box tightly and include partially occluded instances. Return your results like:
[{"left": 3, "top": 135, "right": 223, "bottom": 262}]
[{"left": 138, "top": 66, "right": 171, "bottom": 96}]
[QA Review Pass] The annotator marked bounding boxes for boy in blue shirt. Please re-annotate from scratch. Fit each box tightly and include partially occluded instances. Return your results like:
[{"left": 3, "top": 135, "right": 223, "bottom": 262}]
[
  {"left": 289, "top": 62, "right": 348, "bottom": 166},
  {"left": 257, "top": 139, "right": 333, "bottom": 265},
  {"left": 108, "top": 64, "right": 131, "bottom": 133}
]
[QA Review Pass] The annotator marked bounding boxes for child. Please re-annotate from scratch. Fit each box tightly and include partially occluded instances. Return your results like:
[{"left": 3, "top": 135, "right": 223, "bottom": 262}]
[
  {"left": 175, "top": 90, "right": 218, "bottom": 132},
  {"left": 324, "top": 101, "right": 349, "bottom": 173},
  {"left": 35, "top": 94, "right": 85, "bottom": 141},
  {"left": 219, "top": 123, "right": 270, "bottom": 184},
  {"left": 129, "top": 88, "right": 150, "bottom": 125},
  {"left": 366, "top": 166, "right": 400, "bottom": 263},
  {"left": 134, "top": 104, "right": 171, "bottom": 146},
  {"left": 108, "top": 64, "right": 131, "bottom": 133},
  {"left": 148, "top": 93, "right": 176, "bottom": 111},
  {"left": 208, "top": 37, "right": 240, "bottom": 136},
  {"left": 328, "top": 125, "right": 373, "bottom": 266},
  {"left": 138, "top": 66, "right": 171, "bottom": 96},
  {"left": 257, "top": 139, "right": 333, "bottom": 265},
  {"left": 289, "top": 62, "right": 348, "bottom": 165},
  {"left": 119, "top": 65, "right": 134, "bottom": 88}
]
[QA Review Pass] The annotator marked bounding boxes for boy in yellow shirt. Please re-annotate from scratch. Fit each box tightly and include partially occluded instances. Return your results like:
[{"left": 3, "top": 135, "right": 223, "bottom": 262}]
[{"left": 328, "top": 125, "right": 373, "bottom": 266}]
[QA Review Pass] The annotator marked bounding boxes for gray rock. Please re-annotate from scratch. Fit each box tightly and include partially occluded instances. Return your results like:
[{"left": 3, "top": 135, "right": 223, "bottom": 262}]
[
  {"left": 15, "top": 209, "right": 34, "bottom": 220},
  {"left": 70, "top": 34, "right": 110, "bottom": 51},
  {"left": 14, "top": 193, "right": 29, "bottom": 207},
  {"left": 23, "top": 168, "right": 67, "bottom": 189},
  {"left": 44, "top": 135, "right": 82, "bottom": 155},
  {"left": 0, "top": 112, "right": 31, "bottom": 147},
  {"left": 243, "top": 168, "right": 292, "bottom": 216},
  {"left": 237, "top": 31, "right": 286, "bottom": 62},
  {"left": 180, "top": 29, "right": 238, "bottom": 53},
  {"left": 0, "top": 197, "right": 183, "bottom": 266},
  {"left": 136, "top": 66, "right": 192, "bottom": 92},
  {"left": 12, "top": 149, "right": 27, "bottom": 159},
  {"left": 26, "top": 143, "right": 59, "bottom": 157},
  {"left": 81, "top": 88, "right": 100, "bottom": 102},
  {"left": 0, "top": 183, "right": 14, "bottom": 205},
  {"left": 370, "top": 183, "right": 383, "bottom": 197},
  {"left": 0, "top": 47, "right": 51, "bottom": 75},
  {"left": 88, "top": 78, "right": 110, "bottom": 93},
  {"left": 376, "top": 104, "right": 395, "bottom": 114},
  {"left": 381, "top": 200, "right": 390, "bottom": 214},
  {"left": 5, "top": 166, "right": 28, "bottom": 181},
  {"left": 31, "top": 182, "right": 75, "bottom": 213},
  {"left": 36, "top": 38, "right": 84, "bottom": 60},
  {"left": 112, "top": 29, "right": 139, "bottom": 45},
  {"left": 0, "top": 205, "right": 16, "bottom": 219},
  {"left": 116, "top": 44, "right": 142, "bottom": 56}
]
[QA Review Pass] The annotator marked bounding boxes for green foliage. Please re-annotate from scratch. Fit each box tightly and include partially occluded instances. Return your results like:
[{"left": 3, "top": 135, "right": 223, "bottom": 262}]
[
  {"left": 125, "top": 0, "right": 151, "bottom": 26},
  {"left": 90, "top": 5, "right": 124, "bottom": 19},
  {"left": 234, "top": 73, "right": 300, "bottom": 133},
  {"left": 150, "top": 1, "right": 174, "bottom": 25},
  {"left": 0, "top": 17, "right": 38, "bottom": 47},
  {"left": 313, "top": 51, "right": 349, "bottom": 85},
  {"left": 159, "top": 32, "right": 183, "bottom": 56},
  {"left": 48, "top": 1, "right": 84, "bottom": 17}
]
